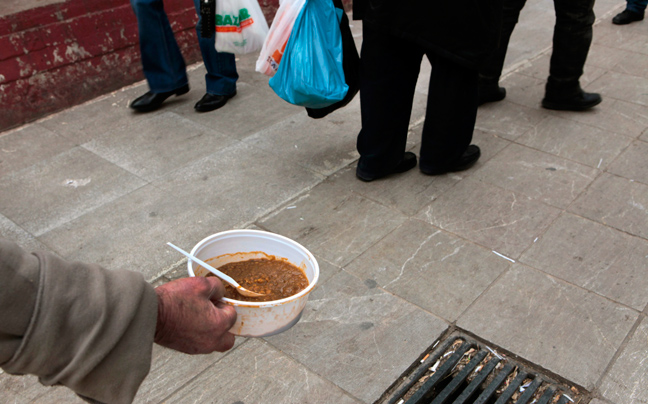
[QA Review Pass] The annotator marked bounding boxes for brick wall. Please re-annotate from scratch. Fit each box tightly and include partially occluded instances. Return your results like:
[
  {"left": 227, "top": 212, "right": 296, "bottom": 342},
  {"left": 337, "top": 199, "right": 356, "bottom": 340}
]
[{"left": 1, "top": 0, "right": 348, "bottom": 132}]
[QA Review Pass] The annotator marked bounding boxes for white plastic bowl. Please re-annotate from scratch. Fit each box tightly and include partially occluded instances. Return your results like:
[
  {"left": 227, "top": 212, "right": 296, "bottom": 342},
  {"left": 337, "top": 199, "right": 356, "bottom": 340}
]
[{"left": 187, "top": 229, "right": 319, "bottom": 337}]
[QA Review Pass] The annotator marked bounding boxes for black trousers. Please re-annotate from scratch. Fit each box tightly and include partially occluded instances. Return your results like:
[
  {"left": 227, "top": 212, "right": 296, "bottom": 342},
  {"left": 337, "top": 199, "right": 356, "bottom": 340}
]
[
  {"left": 356, "top": 24, "right": 478, "bottom": 176},
  {"left": 480, "top": 0, "right": 595, "bottom": 94}
]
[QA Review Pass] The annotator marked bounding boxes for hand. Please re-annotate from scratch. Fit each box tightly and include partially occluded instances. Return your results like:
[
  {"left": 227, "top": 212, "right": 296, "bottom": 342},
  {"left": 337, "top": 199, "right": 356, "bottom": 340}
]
[{"left": 154, "top": 277, "right": 237, "bottom": 354}]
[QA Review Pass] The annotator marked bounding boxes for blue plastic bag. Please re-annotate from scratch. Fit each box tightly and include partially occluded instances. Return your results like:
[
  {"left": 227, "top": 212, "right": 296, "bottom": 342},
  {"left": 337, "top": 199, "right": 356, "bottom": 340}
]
[{"left": 268, "top": 0, "right": 348, "bottom": 109}]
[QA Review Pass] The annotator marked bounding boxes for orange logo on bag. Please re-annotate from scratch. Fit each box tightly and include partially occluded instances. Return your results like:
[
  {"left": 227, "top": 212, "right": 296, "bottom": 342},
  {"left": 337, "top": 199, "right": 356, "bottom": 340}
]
[{"left": 216, "top": 8, "right": 254, "bottom": 33}]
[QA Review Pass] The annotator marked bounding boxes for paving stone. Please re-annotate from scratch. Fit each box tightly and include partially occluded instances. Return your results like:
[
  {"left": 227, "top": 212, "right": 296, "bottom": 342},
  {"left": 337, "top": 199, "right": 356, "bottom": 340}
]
[
  {"left": 546, "top": 96, "right": 648, "bottom": 139},
  {"left": 476, "top": 99, "right": 546, "bottom": 141},
  {"left": 135, "top": 341, "right": 244, "bottom": 404},
  {"left": 151, "top": 141, "right": 324, "bottom": 230},
  {"left": 264, "top": 270, "right": 448, "bottom": 403},
  {"left": 164, "top": 339, "right": 360, "bottom": 404},
  {"left": 520, "top": 213, "right": 648, "bottom": 310},
  {"left": 588, "top": 70, "right": 648, "bottom": 107},
  {"left": 0, "top": 124, "right": 75, "bottom": 179},
  {"left": 606, "top": 140, "right": 648, "bottom": 184},
  {"left": 570, "top": 172, "right": 648, "bottom": 239},
  {"left": 599, "top": 317, "right": 648, "bottom": 404},
  {"left": 174, "top": 68, "right": 304, "bottom": 140},
  {"left": 38, "top": 185, "right": 224, "bottom": 280},
  {"left": 258, "top": 172, "right": 407, "bottom": 266},
  {"left": 38, "top": 89, "right": 146, "bottom": 145},
  {"left": 472, "top": 143, "right": 598, "bottom": 209},
  {"left": 499, "top": 72, "right": 546, "bottom": 109},
  {"left": 417, "top": 178, "right": 561, "bottom": 259},
  {"left": 0, "top": 372, "right": 41, "bottom": 403},
  {"left": 0, "top": 215, "right": 51, "bottom": 253},
  {"left": 83, "top": 111, "right": 237, "bottom": 181},
  {"left": 517, "top": 52, "right": 607, "bottom": 87},
  {"left": 457, "top": 264, "right": 638, "bottom": 389},
  {"left": 344, "top": 218, "right": 510, "bottom": 321},
  {"left": 592, "top": 20, "right": 648, "bottom": 56},
  {"left": 0, "top": 147, "right": 146, "bottom": 236},
  {"left": 243, "top": 100, "right": 361, "bottom": 176},
  {"left": 587, "top": 43, "right": 648, "bottom": 81},
  {"left": 516, "top": 114, "right": 632, "bottom": 169}
]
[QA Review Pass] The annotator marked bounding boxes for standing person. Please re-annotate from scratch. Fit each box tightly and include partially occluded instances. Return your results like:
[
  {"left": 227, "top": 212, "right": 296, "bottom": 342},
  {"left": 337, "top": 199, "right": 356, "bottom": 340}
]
[
  {"left": 0, "top": 237, "right": 236, "bottom": 403},
  {"left": 478, "top": 0, "right": 602, "bottom": 111},
  {"left": 129, "top": 0, "right": 238, "bottom": 113},
  {"left": 353, "top": 1, "right": 502, "bottom": 181},
  {"left": 612, "top": 0, "right": 647, "bottom": 24}
]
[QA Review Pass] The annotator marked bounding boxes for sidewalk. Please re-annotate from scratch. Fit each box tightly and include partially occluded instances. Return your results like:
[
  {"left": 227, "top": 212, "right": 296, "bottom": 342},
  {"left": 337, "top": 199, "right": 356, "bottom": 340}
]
[{"left": 2, "top": 1, "right": 647, "bottom": 403}]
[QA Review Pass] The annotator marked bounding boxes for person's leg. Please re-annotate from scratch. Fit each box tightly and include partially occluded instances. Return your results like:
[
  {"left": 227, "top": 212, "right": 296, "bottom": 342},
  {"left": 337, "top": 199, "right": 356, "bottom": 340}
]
[
  {"left": 419, "top": 54, "right": 480, "bottom": 175},
  {"left": 130, "top": 0, "right": 188, "bottom": 93},
  {"left": 543, "top": 0, "right": 601, "bottom": 110},
  {"left": 355, "top": 24, "right": 421, "bottom": 181},
  {"left": 478, "top": 0, "right": 527, "bottom": 104},
  {"left": 627, "top": 0, "right": 648, "bottom": 13},
  {"left": 192, "top": 0, "right": 238, "bottom": 96}
]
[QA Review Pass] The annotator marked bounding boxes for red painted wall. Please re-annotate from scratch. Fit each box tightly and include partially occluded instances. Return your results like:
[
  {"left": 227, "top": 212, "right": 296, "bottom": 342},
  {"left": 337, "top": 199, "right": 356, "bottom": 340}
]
[{"left": 1, "top": 0, "right": 351, "bottom": 132}]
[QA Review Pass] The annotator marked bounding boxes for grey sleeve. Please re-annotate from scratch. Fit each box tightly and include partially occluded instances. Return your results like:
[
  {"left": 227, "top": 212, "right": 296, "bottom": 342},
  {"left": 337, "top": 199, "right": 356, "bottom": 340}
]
[{"left": 0, "top": 238, "right": 158, "bottom": 404}]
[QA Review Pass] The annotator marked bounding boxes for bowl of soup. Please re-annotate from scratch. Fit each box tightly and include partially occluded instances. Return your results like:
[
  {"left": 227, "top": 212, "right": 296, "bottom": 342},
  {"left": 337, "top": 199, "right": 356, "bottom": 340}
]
[{"left": 187, "top": 229, "right": 319, "bottom": 337}]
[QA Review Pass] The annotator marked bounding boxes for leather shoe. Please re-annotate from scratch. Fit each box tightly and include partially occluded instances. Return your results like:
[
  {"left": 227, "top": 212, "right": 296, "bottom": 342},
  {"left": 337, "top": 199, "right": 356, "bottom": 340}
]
[
  {"left": 194, "top": 91, "right": 236, "bottom": 112},
  {"left": 542, "top": 89, "right": 602, "bottom": 111},
  {"left": 130, "top": 84, "right": 189, "bottom": 112},
  {"left": 356, "top": 152, "right": 417, "bottom": 182},
  {"left": 420, "top": 145, "right": 481, "bottom": 175},
  {"left": 478, "top": 83, "right": 506, "bottom": 106},
  {"left": 612, "top": 9, "right": 644, "bottom": 25}
]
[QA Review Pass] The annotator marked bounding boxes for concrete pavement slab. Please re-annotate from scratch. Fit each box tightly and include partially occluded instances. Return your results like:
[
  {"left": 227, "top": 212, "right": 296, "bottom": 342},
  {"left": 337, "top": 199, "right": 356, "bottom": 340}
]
[
  {"left": 343, "top": 218, "right": 510, "bottom": 322},
  {"left": 0, "top": 124, "right": 76, "bottom": 178},
  {"left": 516, "top": 114, "right": 632, "bottom": 169},
  {"left": 259, "top": 171, "right": 408, "bottom": 266},
  {"left": 599, "top": 317, "right": 648, "bottom": 404},
  {"left": 471, "top": 143, "right": 599, "bottom": 209},
  {"left": 476, "top": 99, "right": 547, "bottom": 141},
  {"left": 457, "top": 264, "right": 638, "bottom": 390},
  {"left": 82, "top": 111, "right": 237, "bottom": 182},
  {"left": 264, "top": 270, "right": 447, "bottom": 404},
  {"left": 417, "top": 178, "right": 561, "bottom": 259},
  {"left": 570, "top": 172, "right": 648, "bottom": 240},
  {"left": 162, "top": 339, "right": 361, "bottom": 404},
  {"left": 520, "top": 212, "right": 648, "bottom": 311},
  {"left": 607, "top": 139, "right": 648, "bottom": 184},
  {"left": 0, "top": 147, "right": 147, "bottom": 236},
  {"left": 0, "top": 215, "right": 51, "bottom": 253},
  {"left": 589, "top": 70, "right": 648, "bottom": 107}
]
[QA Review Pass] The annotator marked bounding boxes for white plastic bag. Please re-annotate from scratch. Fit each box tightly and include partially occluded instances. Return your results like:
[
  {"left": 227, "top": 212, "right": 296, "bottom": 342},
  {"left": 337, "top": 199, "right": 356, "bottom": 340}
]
[
  {"left": 215, "top": 0, "right": 269, "bottom": 54},
  {"left": 255, "top": 0, "right": 306, "bottom": 76}
]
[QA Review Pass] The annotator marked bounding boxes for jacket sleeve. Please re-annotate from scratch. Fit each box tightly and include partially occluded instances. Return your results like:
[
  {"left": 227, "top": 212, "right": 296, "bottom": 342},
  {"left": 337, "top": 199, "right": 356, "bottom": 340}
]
[{"left": 0, "top": 238, "right": 158, "bottom": 404}]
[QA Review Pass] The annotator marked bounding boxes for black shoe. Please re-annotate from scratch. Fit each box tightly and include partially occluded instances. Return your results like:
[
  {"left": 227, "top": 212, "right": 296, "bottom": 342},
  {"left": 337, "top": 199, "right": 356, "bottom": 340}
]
[
  {"left": 542, "top": 90, "right": 602, "bottom": 111},
  {"left": 478, "top": 84, "right": 506, "bottom": 106},
  {"left": 194, "top": 91, "right": 237, "bottom": 112},
  {"left": 420, "top": 145, "right": 481, "bottom": 175},
  {"left": 612, "top": 9, "right": 644, "bottom": 25},
  {"left": 356, "top": 152, "right": 418, "bottom": 182},
  {"left": 130, "top": 84, "right": 189, "bottom": 112}
]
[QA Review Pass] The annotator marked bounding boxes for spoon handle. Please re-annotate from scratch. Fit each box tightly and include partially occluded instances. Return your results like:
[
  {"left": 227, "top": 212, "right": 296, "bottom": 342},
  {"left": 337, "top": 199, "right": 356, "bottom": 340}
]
[{"left": 166, "top": 242, "right": 241, "bottom": 288}]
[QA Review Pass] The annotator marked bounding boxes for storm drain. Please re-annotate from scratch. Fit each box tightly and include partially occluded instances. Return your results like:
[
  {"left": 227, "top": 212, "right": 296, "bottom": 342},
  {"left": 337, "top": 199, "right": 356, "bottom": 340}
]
[{"left": 377, "top": 331, "right": 586, "bottom": 404}]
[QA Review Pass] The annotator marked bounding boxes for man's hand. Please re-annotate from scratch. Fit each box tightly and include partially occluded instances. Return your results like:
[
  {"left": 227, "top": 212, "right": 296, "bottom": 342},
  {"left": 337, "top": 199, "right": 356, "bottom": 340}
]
[{"left": 154, "top": 277, "right": 237, "bottom": 354}]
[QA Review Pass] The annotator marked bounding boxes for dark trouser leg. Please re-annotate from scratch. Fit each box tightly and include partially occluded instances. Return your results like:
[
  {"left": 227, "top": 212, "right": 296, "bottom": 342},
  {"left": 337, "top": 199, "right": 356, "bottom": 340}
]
[
  {"left": 130, "top": 0, "right": 188, "bottom": 93},
  {"left": 420, "top": 54, "right": 478, "bottom": 169},
  {"left": 356, "top": 24, "right": 423, "bottom": 176},
  {"left": 479, "top": 0, "right": 528, "bottom": 82},
  {"left": 546, "top": 0, "right": 595, "bottom": 96}
]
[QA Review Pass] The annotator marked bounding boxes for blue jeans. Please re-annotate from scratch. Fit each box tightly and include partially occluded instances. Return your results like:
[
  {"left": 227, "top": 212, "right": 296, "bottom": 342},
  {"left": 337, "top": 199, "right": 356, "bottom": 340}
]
[
  {"left": 130, "top": 0, "right": 238, "bottom": 95},
  {"left": 627, "top": 0, "right": 648, "bottom": 14}
]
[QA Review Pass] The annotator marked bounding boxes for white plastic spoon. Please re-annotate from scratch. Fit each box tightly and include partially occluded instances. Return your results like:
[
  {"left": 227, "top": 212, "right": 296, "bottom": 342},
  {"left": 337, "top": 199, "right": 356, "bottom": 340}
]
[{"left": 166, "top": 242, "right": 265, "bottom": 298}]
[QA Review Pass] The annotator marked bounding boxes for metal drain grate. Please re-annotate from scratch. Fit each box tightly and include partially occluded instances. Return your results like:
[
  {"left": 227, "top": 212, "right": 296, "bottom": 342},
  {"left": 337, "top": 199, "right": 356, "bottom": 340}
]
[{"left": 378, "top": 332, "right": 586, "bottom": 404}]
